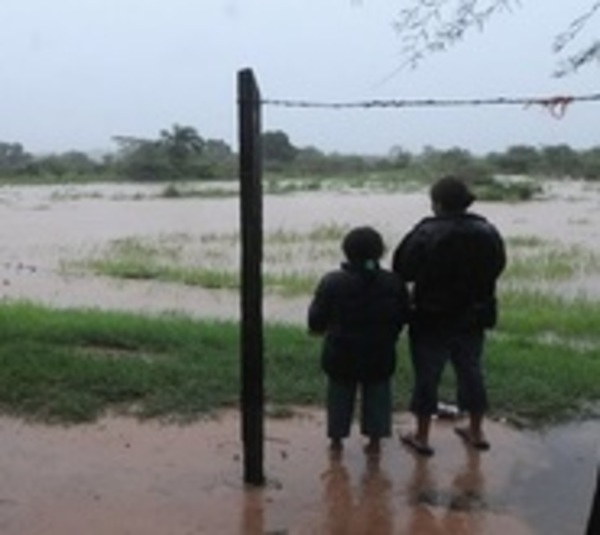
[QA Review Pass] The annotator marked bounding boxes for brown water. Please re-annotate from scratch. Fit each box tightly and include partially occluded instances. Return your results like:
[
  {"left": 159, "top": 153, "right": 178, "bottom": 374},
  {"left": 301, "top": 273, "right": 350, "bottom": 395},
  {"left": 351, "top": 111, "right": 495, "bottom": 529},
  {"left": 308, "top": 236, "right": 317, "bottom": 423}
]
[
  {"left": 0, "top": 411, "right": 597, "bottom": 534},
  {"left": 1, "top": 180, "right": 600, "bottom": 323}
]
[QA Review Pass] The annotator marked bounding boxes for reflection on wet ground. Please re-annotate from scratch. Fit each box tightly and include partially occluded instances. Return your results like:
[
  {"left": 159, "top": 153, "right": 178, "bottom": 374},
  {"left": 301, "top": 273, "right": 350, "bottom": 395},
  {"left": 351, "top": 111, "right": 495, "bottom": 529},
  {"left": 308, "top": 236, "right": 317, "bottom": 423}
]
[{"left": 0, "top": 411, "right": 596, "bottom": 534}]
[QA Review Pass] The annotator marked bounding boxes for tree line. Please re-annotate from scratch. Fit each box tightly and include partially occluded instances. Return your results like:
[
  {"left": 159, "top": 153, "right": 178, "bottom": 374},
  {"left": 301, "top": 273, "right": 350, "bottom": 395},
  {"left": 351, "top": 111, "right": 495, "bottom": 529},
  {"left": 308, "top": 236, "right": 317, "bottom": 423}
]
[
  {"left": 1, "top": 125, "right": 600, "bottom": 182},
  {"left": 0, "top": 125, "right": 236, "bottom": 183}
]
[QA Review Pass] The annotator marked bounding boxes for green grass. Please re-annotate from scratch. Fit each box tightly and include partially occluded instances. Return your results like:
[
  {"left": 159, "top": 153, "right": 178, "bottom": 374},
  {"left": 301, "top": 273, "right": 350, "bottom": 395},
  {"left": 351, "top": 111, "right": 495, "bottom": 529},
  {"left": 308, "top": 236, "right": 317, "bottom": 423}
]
[
  {"left": 0, "top": 292, "right": 599, "bottom": 426},
  {"left": 0, "top": 303, "right": 245, "bottom": 422},
  {"left": 504, "top": 242, "right": 600, "bottom": 282},
  {"left": 77, "top": 226, "right": 345, "bottom": 296},
  {"left": 80, "top": 231, "right": 600, "bottom": 301}
]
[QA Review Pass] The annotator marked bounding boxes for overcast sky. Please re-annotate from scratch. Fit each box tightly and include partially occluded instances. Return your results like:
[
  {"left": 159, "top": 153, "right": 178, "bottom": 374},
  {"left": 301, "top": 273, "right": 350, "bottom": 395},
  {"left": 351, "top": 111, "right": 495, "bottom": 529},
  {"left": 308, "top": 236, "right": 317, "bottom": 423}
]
[{"left": 1, "top": 0, "right": 598, "bottom": 156}]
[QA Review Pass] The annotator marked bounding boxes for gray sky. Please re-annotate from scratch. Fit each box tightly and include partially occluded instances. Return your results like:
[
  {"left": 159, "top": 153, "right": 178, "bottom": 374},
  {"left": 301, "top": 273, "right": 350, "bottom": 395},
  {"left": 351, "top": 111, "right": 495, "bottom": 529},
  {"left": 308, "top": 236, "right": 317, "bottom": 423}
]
[{"left": 1, "top": 0, "right": 598, "bottom": 156}]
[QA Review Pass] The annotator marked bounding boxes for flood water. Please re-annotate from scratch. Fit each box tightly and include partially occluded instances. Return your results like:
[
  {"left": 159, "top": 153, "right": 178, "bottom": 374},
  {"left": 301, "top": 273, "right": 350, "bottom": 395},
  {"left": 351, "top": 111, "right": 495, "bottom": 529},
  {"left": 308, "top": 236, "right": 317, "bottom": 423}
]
[
  {"left": 0, "top": 180, "right": 599, "bottom": 533},
  {"left": 1, "top": 180, "right": 600, "bottom": 323}
]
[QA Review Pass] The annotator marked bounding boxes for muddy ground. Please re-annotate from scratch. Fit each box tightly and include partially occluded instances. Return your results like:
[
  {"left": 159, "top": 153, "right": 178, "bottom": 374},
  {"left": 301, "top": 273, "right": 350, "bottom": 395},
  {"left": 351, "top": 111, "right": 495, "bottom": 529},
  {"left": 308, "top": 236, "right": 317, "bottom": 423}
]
[{"left": 0, "top": 410, "right": 598, "bottom": 534}]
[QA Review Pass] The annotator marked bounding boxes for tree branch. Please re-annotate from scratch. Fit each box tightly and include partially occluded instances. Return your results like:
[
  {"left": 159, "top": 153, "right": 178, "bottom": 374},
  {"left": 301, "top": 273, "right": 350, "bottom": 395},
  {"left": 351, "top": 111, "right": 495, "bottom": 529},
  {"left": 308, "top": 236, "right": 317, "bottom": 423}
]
[{"left": 393, "top": 0, "right": 600, "bottom": 76}]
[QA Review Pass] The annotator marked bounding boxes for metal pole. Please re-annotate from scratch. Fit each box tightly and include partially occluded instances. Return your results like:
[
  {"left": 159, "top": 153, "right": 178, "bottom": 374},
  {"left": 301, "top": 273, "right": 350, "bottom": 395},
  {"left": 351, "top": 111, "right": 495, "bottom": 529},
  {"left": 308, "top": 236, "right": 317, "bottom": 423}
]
[{"left": 238, "top": 68, "right": 265, "bottom": 486}]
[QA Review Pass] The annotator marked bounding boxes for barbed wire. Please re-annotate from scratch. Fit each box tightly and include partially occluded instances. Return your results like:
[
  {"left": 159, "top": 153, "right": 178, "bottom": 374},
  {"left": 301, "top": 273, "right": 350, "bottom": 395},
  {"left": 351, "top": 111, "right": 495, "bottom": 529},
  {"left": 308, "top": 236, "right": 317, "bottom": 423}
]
[{"left": 262, "top": 92, "right": 600, "bottom": 118}]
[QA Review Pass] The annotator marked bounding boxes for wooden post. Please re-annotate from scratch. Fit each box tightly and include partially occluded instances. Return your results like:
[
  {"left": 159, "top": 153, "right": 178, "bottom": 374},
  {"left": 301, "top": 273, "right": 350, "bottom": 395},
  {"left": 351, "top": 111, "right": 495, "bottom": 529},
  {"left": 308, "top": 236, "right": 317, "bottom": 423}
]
[{"left": 238, "top": 68, "right": 265, "bottom": 486}]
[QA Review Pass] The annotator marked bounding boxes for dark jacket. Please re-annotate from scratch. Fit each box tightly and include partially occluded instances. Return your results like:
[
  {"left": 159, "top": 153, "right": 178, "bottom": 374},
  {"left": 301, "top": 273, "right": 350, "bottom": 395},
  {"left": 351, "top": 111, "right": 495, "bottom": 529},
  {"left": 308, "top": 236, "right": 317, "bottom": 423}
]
[
  {"left": 392, "top": 212, "right": 506, "bottom": 330},
  {"left": 308, "top": 263, "right": 409, "bottom": 382}
]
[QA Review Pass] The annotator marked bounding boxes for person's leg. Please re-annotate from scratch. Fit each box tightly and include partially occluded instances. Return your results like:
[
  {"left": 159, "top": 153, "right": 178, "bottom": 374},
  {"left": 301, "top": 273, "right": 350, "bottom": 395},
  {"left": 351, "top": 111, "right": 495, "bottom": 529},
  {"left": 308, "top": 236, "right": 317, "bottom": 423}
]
[
  {"left": 402, "top": 325, "right": 448, "bottom": 454},
  {"left": 360, "top": 379, "right": 392, "bottom": 453},
  {"left": 450, "top": 330, "right": 489, "bottom": 448},
  {"left": 327, "top": 378, "right": 357, "bottom": 450}
]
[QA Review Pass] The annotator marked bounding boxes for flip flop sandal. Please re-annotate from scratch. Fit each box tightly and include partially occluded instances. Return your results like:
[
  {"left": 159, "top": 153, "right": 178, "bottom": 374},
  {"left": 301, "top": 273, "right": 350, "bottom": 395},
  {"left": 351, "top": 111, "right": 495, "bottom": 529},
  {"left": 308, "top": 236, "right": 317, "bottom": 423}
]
[
  {"left": 400, "top": 433, "right": 434, "bottom": 457},
  {"left": 454, "top": 427, "right": 491, "bottom": 451}
]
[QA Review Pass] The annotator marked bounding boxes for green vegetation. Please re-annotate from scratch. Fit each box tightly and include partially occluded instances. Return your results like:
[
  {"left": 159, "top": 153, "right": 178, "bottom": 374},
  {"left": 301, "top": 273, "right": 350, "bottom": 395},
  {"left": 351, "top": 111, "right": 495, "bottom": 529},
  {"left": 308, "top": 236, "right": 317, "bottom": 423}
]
[
  {"left": 4, "top": 127, "right": 600, "bottom": 187},
  {"left": 78, "top": 225, "right": 346, "bottom": 297},
  {"left": 78, "top": 229, "right": 600, "bottom": 301},
  {"left": 5, "top": 219, "right": 600, "bottom": 426},
  {"left": 1, "top": 166, "right": 599, "bottom": 426},
  {"left": 41, "top": 227, "right": 598, "bottom": 425},
  {"left": 0, "top": 292, "right": 599, "bottom": 426},
  {"left": 504, "top": 238, "right": 600, "bottom": 283},
  {"left": 8, "top": 230, "right": 600, "bottom": 427}
]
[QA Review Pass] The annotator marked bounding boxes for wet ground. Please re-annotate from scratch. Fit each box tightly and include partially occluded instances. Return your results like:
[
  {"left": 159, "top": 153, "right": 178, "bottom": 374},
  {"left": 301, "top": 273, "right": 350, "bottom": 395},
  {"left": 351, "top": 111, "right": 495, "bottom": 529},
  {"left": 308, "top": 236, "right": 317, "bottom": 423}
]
[
  {"left": 0, "top": 181, "right": 599, "bottom": 533},
  {"left": 0, "top": 410, "right": 597, "bottom": 534}
]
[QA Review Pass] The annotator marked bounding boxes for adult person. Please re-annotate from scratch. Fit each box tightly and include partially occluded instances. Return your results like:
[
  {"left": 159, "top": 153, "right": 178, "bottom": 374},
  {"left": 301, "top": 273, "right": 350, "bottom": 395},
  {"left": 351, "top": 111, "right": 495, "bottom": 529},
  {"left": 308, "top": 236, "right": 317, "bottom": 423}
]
[
  {"left": 392, "top": 176, "right": 506, "bottom": 456},
  {"left": 308, "top": 226, "right": 410, "bottom": 455}
]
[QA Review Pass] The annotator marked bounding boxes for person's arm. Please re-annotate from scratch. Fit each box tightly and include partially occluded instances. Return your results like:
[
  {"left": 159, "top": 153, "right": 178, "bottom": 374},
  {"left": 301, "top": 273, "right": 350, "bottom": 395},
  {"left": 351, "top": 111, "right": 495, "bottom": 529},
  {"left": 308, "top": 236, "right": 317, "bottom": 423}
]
[
  {"left": 392, "top": 225, "right": 425, "bottom": 282},
  {"left": 479, "top": 219, "right": 507, "bottom": 278},
  {"left": 392, "top": 275, "right": 411, "bottom": 333},
  {"left": 307, "top": 275, "right": 334, "bottom": 335},
  {"left": 493, "top": 229, "right": 507, "bottom": 277}
]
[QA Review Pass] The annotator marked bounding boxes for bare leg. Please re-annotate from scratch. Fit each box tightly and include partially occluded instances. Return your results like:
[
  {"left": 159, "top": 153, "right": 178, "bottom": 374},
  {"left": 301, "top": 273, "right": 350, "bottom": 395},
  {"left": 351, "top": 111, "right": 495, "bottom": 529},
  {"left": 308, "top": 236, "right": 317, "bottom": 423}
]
[
  {"left": 469, "top": 412, "right": 485, "bottom": 441},
  {"left": 364, "top": 437, "right": 381, "bottom": 456},
  {"left": 454, "top": 412, "right": 490, "bottom": 450},
  {"left": 400, "top": 414, "right": 434, "bottom": 456},
  {"left": 415, "top": 414, "right": 432, "bottom": 445},
  {"left": 330, "top": 438, "right": 343, "bottom": 452}
]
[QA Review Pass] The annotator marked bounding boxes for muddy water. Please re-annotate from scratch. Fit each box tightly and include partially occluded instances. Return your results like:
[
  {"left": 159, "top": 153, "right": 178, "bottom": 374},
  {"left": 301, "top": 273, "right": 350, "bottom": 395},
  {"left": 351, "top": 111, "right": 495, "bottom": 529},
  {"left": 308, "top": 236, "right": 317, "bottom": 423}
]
[
  {"left": 1, "top": 181, "right": 600, "bottom": 323},
  {"left": 0, "top": 411, "right": 597, "bottom": 534},
  {"left": 0, "top": 182, "right": 599, "bottom": 533}
]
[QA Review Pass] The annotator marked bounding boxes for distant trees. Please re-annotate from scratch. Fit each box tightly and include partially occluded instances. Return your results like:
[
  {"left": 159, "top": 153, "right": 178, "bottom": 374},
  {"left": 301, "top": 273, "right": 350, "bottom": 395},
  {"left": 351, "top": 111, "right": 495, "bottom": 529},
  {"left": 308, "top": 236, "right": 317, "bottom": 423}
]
[
  {"left": 112, "top": 137, "right": 170, "bottom": 181},
  {"left": 33, "top": 151, "right": 100, "bottom": 177},
  {"left": 415, "top": 143, "right": 600, "bottom": 181},
  {"left": 0, "top": 142, "right": 32, "bottom": 174},
  {"left": 113, "top": 124, "right": 235, "bottom": 181},
  {"left": 260, "top": 137, "right": 600, "bottom": 182},
  {"left": 262, "top": 130, "right": 298, "bottom": 171},
  {"left": 3, "top": 126, "right": 600, "bottom": 183},
  {"left": 0, "top": 142, "right": 104, "bottom": 179},
  {"left": 0, "top": 127, "right": 236, "bottom": 182},
  {"left": 159, "top": 124, "right": 205, "bottom": 178},
  {"left": 488, "top": 145, "right": 541, "bottom": 175}
]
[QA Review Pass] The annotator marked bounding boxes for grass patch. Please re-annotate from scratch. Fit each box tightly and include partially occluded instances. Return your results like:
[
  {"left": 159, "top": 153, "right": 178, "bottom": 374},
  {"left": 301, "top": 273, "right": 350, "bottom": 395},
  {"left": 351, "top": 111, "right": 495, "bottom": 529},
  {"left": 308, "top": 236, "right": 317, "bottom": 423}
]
[
  {"left": 473, "top": 177, "right": 543, "bottom": 202},
  {"left": 504, "top": 236, "right": 600, "bottom": 283},
  {"left": 84, "top": 230, "right": 600, "bottom": 298},
  {"left": 0, "top": 294, "right": 599, "bottom": 425},
  {"left": 498, "top": 290, "right": 600, "bottom": 343},
  {"left": 0, "top": 302, "right": 243, "bottom": 423},
  {"left": 79, "top": 226, "right": 346, "bottom": 296}
]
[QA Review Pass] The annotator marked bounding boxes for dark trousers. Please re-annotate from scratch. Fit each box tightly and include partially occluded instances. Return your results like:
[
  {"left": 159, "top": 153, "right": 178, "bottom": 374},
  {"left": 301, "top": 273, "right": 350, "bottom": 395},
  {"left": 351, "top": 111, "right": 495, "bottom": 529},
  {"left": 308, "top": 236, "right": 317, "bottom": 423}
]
[
  {"left": 327, "top": 378, "right": 392, "bottom": 439},
  {"left": 408, "top": 324, "right": 487, "bottom": 416}
]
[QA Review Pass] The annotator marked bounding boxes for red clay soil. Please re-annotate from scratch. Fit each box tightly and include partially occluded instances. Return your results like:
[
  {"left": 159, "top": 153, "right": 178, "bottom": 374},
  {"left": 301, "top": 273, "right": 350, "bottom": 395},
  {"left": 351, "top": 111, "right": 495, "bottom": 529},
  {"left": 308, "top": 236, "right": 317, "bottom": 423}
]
[{"left": 0, "top": 410, "right": 597, "bottom": 534}]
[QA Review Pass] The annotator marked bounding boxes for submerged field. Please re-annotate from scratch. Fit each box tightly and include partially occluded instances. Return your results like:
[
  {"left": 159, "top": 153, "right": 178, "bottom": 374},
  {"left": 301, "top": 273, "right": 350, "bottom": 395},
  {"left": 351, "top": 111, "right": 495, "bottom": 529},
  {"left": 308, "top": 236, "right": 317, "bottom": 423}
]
[{"left": 0, "top": 179, "right": 599, "bottom": 424}]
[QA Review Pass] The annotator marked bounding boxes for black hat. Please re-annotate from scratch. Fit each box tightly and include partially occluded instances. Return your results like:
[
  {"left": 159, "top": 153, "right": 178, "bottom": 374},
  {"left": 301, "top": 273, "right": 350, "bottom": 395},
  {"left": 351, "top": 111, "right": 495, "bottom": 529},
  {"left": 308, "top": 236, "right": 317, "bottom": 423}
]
[
  {"left": 430, "top": 176, "right": 476, "bottom": 212},
  {"left": 342, "top": 226, "right": 384, "bottom": 263}
]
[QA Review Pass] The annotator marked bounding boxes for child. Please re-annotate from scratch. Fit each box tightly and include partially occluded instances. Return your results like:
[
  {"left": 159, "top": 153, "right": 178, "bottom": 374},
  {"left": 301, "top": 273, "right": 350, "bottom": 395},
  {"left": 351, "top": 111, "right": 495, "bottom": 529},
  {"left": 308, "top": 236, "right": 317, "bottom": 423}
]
[{"left": 308, "top": 226, "right": 409, "bottom": 454}]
